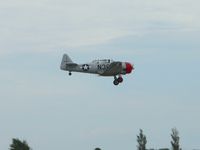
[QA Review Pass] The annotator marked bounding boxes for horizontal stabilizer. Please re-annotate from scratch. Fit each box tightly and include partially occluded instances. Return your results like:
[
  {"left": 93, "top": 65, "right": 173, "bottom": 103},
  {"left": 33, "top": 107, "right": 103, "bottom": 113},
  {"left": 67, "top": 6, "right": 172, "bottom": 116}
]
[{"left": 66, "top": 62, "right": 78, "bottom": 66}]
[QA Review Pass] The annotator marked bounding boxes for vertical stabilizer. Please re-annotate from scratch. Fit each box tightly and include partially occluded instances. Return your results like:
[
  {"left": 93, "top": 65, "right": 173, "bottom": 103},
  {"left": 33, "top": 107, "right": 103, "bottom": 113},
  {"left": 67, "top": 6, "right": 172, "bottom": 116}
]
[{"left": 60, "top": 54, "right": 73, "bottom": 70}]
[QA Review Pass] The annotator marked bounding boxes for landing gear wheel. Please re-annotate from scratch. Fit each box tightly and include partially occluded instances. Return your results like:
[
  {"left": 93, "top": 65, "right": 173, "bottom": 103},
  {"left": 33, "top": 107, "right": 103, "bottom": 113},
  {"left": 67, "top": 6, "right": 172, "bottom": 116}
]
[
  {"left": 69, "top": 72, "right": 72, "bottom": 76},
  {"left": 113, "top": 79, "right": 119, "bottom": 85},
  {"left": 117, "top": 77, "right": 123, "bottom": 83}
]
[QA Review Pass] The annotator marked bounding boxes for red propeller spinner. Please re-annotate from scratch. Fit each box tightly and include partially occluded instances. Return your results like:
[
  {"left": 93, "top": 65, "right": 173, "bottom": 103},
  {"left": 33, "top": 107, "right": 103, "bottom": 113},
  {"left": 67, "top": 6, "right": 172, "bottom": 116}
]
[{"left": 125, "top": 62, "right": 134, "bottom": 74}]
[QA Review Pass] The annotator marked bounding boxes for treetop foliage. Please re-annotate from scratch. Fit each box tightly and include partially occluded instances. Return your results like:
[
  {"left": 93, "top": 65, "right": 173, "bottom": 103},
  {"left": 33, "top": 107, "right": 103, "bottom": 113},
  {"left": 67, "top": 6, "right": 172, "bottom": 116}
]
[
  {"left": 171, "top": 128, "right": 181, "bottom": 150},
  {"left": 137, "top": 129, "right": 147, "bottom": 150},
  {"left": 10, "top": 138, "right": 31, "bottom": 150}
]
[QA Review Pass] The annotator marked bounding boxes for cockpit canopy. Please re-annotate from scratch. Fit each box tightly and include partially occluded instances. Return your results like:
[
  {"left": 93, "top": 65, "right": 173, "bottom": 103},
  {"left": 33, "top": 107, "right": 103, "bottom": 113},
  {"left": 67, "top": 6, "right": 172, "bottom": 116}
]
[{"left": 92, "top": 59, "right": 113, "bottom": 63}]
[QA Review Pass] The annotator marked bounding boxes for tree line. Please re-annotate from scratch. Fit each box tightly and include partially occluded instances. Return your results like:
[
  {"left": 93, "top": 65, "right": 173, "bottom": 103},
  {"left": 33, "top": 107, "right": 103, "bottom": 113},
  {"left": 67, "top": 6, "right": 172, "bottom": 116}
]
[
  {"left": 8, "top": 128, "right": 181, "bottom": 150},
  {"left": 136, "top": 128, "right": 181, "bottom": 150}
]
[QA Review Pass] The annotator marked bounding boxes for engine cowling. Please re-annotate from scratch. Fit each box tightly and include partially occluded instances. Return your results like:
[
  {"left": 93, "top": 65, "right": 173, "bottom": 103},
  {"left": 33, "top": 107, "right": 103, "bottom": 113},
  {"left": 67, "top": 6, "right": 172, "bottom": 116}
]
[{"left": 121, "top": 62, "right": 134, "bottom": 74}]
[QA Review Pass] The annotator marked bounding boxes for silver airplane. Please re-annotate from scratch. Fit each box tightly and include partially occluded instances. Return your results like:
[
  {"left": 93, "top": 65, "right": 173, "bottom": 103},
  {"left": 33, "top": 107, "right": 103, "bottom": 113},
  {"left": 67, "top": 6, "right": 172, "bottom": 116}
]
[{"left": 60, "top": 54, "right": 134, "bottom": 85}]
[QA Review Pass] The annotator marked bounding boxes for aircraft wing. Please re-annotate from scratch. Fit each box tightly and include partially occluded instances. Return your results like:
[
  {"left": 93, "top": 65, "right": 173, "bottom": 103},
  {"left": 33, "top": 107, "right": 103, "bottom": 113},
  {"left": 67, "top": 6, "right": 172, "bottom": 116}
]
[{"left": 100, "top": 62, "right": 122, "bottom": 76}]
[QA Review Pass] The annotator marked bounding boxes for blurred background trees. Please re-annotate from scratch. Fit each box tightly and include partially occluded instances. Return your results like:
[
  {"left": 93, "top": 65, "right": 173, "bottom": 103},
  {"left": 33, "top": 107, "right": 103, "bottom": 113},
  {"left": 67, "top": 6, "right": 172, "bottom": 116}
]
[
  {"left": 10, "top": 138, "right": 31, "bottom": 150},
  {"left": 171, "top": 128, "right": 181, "bottom": 150},
  {"left": 137, "top": 129, "right": 147, "bottom": 150}
]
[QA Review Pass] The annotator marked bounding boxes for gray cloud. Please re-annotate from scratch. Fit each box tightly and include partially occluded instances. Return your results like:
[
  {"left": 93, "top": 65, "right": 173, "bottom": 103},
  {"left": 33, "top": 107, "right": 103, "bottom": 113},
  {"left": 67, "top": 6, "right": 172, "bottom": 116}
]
[{"left": 0, "top": 0, "right": 200, "bottom": 55}]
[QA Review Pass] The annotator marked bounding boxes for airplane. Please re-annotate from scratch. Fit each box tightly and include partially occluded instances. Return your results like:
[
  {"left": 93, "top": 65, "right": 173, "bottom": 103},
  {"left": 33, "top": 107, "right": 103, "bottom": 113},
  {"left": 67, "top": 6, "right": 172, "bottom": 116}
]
[{"left": 60, "top": 54, "right": 134, "bottom": 85}]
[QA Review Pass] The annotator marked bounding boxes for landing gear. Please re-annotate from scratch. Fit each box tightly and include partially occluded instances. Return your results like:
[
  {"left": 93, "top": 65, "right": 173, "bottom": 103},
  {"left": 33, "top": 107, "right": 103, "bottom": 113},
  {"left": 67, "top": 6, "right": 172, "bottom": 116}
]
[
  {"left": 113, "top": 79, "right": 119, "bottom": 85},
  {"left": 113, "top": 75, "right": 123, "bottom": 85},
  {"left": 69, "top": 72, "right": 72, "bottom": 76},
  {"left": 117, "top": 76, "right": 123, "bottom": 83}
]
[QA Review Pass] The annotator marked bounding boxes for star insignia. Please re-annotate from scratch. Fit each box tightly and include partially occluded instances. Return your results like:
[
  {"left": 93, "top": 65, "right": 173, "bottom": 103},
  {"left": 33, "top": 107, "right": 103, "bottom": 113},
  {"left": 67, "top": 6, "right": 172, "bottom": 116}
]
[{"left": 82, "top": 64, "right": 89, "bottom": 71}]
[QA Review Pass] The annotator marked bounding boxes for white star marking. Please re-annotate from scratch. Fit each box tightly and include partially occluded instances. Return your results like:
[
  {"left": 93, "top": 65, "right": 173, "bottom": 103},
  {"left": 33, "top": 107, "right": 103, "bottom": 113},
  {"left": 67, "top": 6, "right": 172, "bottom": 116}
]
[{"left": 82, "top": 64, "right": 89, "bottom": 71}]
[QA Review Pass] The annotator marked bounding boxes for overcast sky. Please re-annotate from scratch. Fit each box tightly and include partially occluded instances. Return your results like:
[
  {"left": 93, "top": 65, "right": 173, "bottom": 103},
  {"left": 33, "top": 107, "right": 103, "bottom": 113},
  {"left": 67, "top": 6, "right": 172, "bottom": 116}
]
[{"left": 0, "top": 0, "right": 200, "bottom": 150}]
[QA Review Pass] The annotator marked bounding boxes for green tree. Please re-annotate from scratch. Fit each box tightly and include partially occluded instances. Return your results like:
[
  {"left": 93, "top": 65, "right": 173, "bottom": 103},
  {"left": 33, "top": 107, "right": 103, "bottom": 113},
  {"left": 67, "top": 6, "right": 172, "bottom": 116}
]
[
  {"left": 95, "top": 148, "right": 101, "bottom": 150},
  {"left": 171, "top": 128, "right": 181, "bottom": 150},
  {"left": 10, "top": 138, "right": 31, "bottom": 150},
  {"left": 137, "top": 129, "right": 147, "bottom": 150}
]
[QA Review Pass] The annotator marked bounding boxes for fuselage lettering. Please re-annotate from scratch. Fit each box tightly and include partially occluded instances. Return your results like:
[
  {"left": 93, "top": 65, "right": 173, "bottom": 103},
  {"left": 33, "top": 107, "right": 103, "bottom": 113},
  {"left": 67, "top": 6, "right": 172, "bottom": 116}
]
[{"left": 97, "top": 64, "right": 109, "bottom": 70}]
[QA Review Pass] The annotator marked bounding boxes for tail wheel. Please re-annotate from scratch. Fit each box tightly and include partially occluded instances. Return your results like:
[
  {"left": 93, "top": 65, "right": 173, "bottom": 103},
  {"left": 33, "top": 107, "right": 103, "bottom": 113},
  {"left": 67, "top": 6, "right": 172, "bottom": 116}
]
[
  {"left": 69, "top": 72, "right": 72, "bottom": 76},
  {"left": 113, "top": 79, "right": 119, "bottom": 85},
  {"left": 117, "top": 77, "right": 123, "bottom": 83}
]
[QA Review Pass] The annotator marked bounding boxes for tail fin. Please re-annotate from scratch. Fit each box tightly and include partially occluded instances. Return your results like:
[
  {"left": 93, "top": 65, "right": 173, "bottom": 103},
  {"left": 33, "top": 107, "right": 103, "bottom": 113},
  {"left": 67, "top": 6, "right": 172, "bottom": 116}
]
[{"left": 60, "top": 54, "right": 73, "bottom": 70}]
